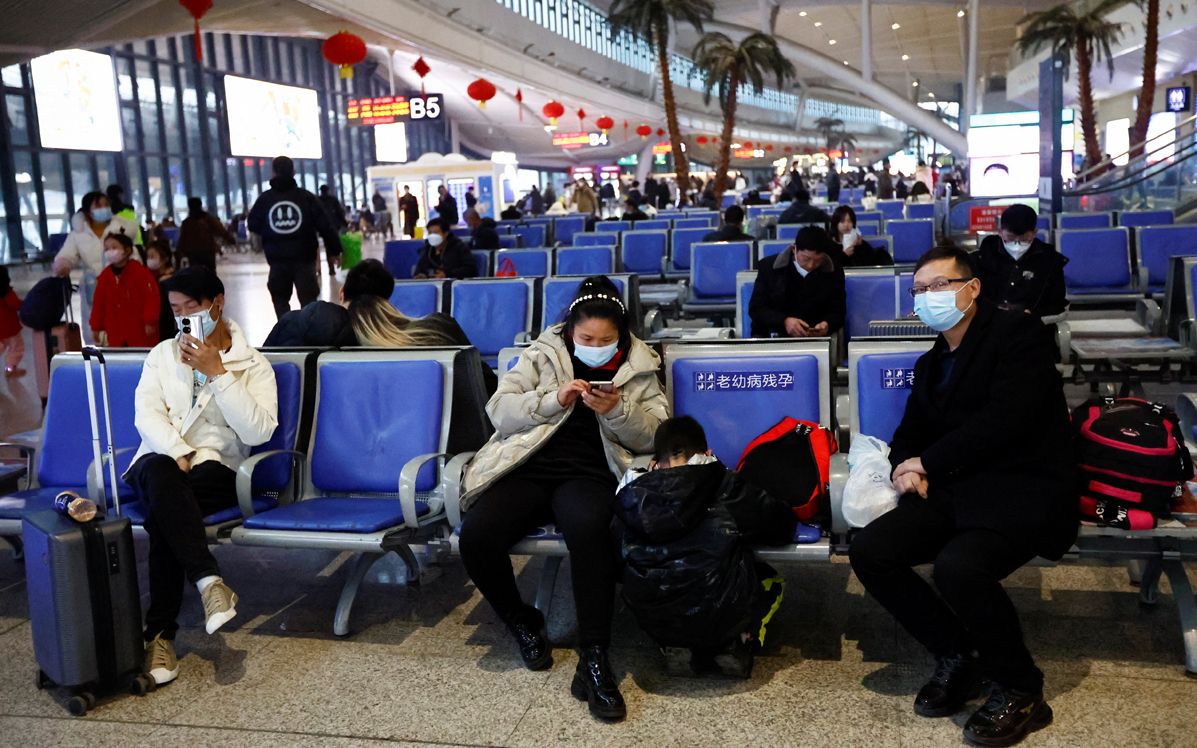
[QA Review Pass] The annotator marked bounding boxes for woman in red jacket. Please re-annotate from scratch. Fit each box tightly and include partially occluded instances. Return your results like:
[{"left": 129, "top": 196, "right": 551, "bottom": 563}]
[
  {"left": 90, "top": 231, "right": 160, "bottom": 347},
  {"left": 0, "top": 266, "right": 24, "bottom": 376}
]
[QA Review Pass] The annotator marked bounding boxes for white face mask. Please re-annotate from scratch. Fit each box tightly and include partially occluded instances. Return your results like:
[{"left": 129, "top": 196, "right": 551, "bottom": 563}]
[
  {"left": 146, "top": 257, "right": 161, "bottom": 270},
  {"left": 104, "top": 249, "right": 125, "bottom": 266},
  {"left": 427, "top": 233, "right": 444, "bottom": 248},
  {"left": 1003, "top": 240, "right": 1031, "bottom": 260},
  {"left": 792, "top": 260, "right": 810, "bottom": 278}
]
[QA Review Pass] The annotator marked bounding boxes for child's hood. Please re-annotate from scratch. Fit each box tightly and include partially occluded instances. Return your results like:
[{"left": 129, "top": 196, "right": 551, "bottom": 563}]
[{"left": 614, "top": 461, "right": 728, "bottom": 543}]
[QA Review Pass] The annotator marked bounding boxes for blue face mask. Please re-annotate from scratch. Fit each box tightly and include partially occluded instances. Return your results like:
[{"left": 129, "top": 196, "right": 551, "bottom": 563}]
[
  {"left": 913, "top": 282, "right": 975, "bottom": 333},
  {"left": 574, "top": 340, "right": 618, "bottom": 368},
  {"left": 91, "top": 207, "right": 113, "bottom": 223}
]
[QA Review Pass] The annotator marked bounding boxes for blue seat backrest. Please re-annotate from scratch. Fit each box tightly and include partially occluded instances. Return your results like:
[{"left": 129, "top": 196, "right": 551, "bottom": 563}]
[
  {"left": 1120, "top": 210, "right": 1174, "bottom": 228},
  {"left": 1037, "top": 215, "right": 1051, "bottom": 231},
  {"left": 757, "top": 239, "right": 791, "bottom": 262},
  {"left": 252, "top": 362, "right": 302, "bottom": 490},
  {"left": 596, "top": 220, "right": 630, "bottom": 233},
  {"left": 497, "top": 235, "right": 519, "bottom": 249},
  {"left": 721, "top": 194, "right": 737, "bottom": 209},
  {"left": 861, "top": 234, "right": 893, "bottom": 257},
  {"left": 856, "top": 211, "right": 883, "bottom": 224},
  {"left": 1059, "top": 228, "right": 1131, "bottom": 290},
  {"left": 876, "top": 200, "right": 904, "bottom": 220},
  {"left": 635, "top": 219, "right": 670, "bottom": 231},
  {"left": 898, "top": 272, "right": 914, "bottom": 316},
  {"left": 855, "top": 351, "right": 923, "bottom": 442},
  {"left": 556, "top": 246, "right": 614, "bottom": 276},
  {"left": 905, "top": 203, "right": 935, "bottom": 219},
  {"left": 472, "top": 251, "right": 492, "bottom": 277},
  {"left": 1059, "top": 212, "right": 1111, "bottom": 229},
  {"left": 738, "top": 278, "right": 754, "bottom": 338},
  {"left": 495, "top": 224, "right": 513, "bottom": 235},
  {"left": 776, "top": 224, "right": 811, "bottom": 241},
  {"left": 39, "top": 360, "right": 143, "bottom": 492},
  {"left": 497, "top": 249, "right": 550, "bottom": 277},
  {"left": 383, "top": 239, "right": 424, "bottom": 280},
  {"left": 671, "top": 227, "right": 711, "bottom": 271},
  {"left": 554, "top": 215, "right": 586, "bottom": 246},
  {"left": 672, "top": 354, "right": 822, "bottom": 464},
  {"left": 692, "top": 242, "right": 751, "bottom": 298},
  {"left": 451, "top": 280, "right": 532, "bottom": 357},
  {"left": 311, "top": 360, "right": 443, "bottom": 493},
  {"left": 542, "top": 277, "right": 626, "bottom": 330},
  {"left": 886, "top": 220, "right": 934, "bottom": 263},
  {"left": 389, "top": 281, "right": 441, "bottom": 318},
  {"left": 622, "top": 231, "right": 668, "bottom": 274},
  {"left": 1137, "top": 225, "right": 1197, "bottom": 287},
  {"left": 845, "top": 273, "right": 899, "bottom": 340},
  {"left": 514, "top": 225, "right": 545, "bottom": 248},
  {"left": 856, "top": 221, "right": 881, "bottom": 236},
  {"left": 674, "top": 217, "right": 714, "bottom": 229},
  {"left": 163, "top": 227, "right": 179, "bottom": 244},
  {"left": 575, "top": 233, "right": 618, "bottom": 247}
]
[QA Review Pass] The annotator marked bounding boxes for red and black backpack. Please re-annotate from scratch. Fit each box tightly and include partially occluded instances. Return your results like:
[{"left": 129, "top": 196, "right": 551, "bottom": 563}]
[
  {"left": 1072, "top": 397, "right": 1193, "bottom": 530},
  {"left": 736, "top": 417, "right": 837, "bottom": 525}
]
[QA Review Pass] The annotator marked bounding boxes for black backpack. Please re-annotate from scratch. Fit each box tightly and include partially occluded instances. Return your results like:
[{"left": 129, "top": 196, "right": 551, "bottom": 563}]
[
  {"left": 1072, "top": 397, "right": 1193, "bottom": 530},
  {"left": 18, "top": 276, "right": 72, "bottom": 330}
]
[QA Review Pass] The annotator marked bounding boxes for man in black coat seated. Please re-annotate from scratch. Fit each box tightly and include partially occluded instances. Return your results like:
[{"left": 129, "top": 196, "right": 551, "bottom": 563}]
[
  {"left": 848, "top": 245, "right": 1076, "bottom": 747},
  {"left": 620, "top": 197, "right": 649, "bottom": 223},
  {"left": 748, "top": 226, "right": 845, "bottom": 338},
  {"left": 464, "top": 208, "right": 500, "bottom": 250},
  {"left": 703, "top": 205, "right": 754, "bottom": 243},
  {"left": 264, "top": 259, "right": 394, "bottom": 347},
  {"left": 974, "top": 203, "right": 1067, "bottom": 318},
  {"left": 777, "top": 186, "right": 830, "bottom": 227},
  {"left": 414, "top": 218, "right": 477, "bottom": 279}
]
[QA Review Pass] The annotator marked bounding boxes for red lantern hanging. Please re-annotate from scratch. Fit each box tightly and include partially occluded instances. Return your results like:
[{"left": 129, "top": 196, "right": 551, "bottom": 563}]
[
  {"left": 712, "top": 136, "right": 718, "bottom": 143},
  {"left": 696, "top": 136, "right": 708, "bottom": 145},
  {"left": 323, "top": 31, "right": 367, "bottom": 79},
  {"left": 742, "top": 141, "right": 753, "bottom": 148},
  {"left": 635, "top": 124, "right": 652, "bottom": 140},
  {"left": 765, "top": 144, "right": 774, "bottom": 152},
  {"left": 179, "top": 0, "right": 212, "bottom": 62},
  {"left": 656, "top": 128, "right": 665, "bottom": 137},
  {"left": 542, "top": 100, "right": 565, "bottom": 126},
  {"left": 467, "top": 78, "right": 497, "bottom": 108},
  {"left": 412, "top": 56, "right": 431, "bottom": 94},
  {"left": 595, "top": 116, "right": 614, "bottom": 134},
  {"left": 576, "top": 108, "right": 586, "bottom": 128},
  {"left": 515, "top": 88, "right": 524, "bottom": 122},
  {"left": 784, "top": 146, "right": 793, "bottom": 153}
]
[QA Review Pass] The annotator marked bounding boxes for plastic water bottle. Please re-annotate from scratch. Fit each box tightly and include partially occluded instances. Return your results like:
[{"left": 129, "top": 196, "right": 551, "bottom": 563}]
[{"left": 53, "top": 491, "right": 98, "bottom": 523}]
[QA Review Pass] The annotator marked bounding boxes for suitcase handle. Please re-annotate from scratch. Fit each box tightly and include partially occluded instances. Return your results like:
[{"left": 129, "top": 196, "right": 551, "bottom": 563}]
[
  {"left": 82, "top": 346, "right": 121, "bottom": 518},
  {"left": 81, "top": 347, "right": 105, "bottom": 365}
]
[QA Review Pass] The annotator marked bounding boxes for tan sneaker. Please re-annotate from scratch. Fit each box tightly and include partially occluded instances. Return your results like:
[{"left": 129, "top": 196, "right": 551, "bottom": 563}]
[
  {"left": 201, "top": 579, "right": 238, "bottom": 634},
  {"left": 144, "top": 634, "right": 178, "bottom": 685}
]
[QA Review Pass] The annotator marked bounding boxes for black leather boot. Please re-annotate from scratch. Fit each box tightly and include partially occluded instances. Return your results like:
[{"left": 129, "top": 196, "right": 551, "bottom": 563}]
[
  {"left": 914, "top": 652, "right": 981, "bottom": 717},
  {"left": 570, "top": 645, "right": 626, "bottom": 722},
  {"left": 963, "top": 685, "right": 1052, "bottom": 747},
  {"left": 505, "top": 606, "right": 552, "bottom": 671}
]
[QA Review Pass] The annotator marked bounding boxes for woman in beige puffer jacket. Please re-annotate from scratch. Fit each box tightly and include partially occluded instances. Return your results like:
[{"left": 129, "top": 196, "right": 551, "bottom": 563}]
[{"left": 459, "top": 276, "right": 666, "bottom": 723}]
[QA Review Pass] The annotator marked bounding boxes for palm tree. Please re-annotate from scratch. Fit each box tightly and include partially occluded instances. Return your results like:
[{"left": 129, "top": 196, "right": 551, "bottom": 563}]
[
  {"left": 1018, "top": 0, "right": 1126, "bottom": 171},
  {"left": 814, "top": 116, "right": 845, "bottom": 153},
  {"left": 1129, "top": 0, "right": 1159, "bottom": 158},
  {"left": 609, "top": 0, "right": 714, "bottom": 204},
  {"left": 692, "top": 31, "right": 795, "bottom": 204}
]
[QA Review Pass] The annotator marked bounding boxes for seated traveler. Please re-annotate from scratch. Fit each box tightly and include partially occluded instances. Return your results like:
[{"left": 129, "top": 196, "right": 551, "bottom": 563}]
[
  {"left": 614, "top": 416, "right": 794, "bottom": 678},
  {"left": 702, "top": 205, "right": 754, "bottom": 243},
  {"left": 458, "top": 276, "right": 668, "bottom": 722},
  {"left": 125, "top": 266, "right": 279, "bottom": 686},
  {"left": 264, "top": 258, "right": 395, "bottom": 347},
  {"left": 776, "top": 186, "right": 829, "bottom": 226},
  {"left": 620, "top": 198, "right": 649, "bottom": 223},
  {"left": 414, "top": 218, "right": 476, "bottom": 279},
  {"left": 974, "top": 204, "right": 1066, "bottom": 318},
  {"left": 848, "top": 245, "right": 1076, "bottom": 747},
  {"left": 465, "top": 208, "right": 500, "bottom": 250},
  {"left": 829, "top": 206, "right": 892, "bottom": 268},
  {"left": 748, "top": 226, "right": 845, "bottom": 338}
]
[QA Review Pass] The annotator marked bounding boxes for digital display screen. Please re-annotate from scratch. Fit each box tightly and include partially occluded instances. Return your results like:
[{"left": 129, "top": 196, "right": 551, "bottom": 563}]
[
  {"left": 551, "top": 131, "right": 610, "bottom": 149},
  {"left": 374, "top": 122, "right": 408, "bottom": 163},
  {"left": 224, "top": 75, "right": 322, "bottom": 159},
  {"left": 347, "top": 94, "right": 443, "bottom": 125},
  {"left": 967, "top": 110, "right": 1075, "bottom": 197},
  {"left": 30, "top": 49, "right": 123, "bottom": 152}
]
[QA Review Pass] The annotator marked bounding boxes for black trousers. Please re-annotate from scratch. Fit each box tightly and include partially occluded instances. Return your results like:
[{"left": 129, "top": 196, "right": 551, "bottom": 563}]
[
  {"left": 267, "top": 259, "right": 319, "bottom": 319},
  {"left": 128, "top": 454, "right": 236, "bottom": 641},
  {"left": 459, "top": 473, "right": 617, "bottom": 647},
  {"left": 848, "top": 495, "right": 1044, "bottom": 692}
]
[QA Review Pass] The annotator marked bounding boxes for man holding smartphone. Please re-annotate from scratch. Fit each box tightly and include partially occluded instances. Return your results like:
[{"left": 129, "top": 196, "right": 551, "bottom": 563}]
[
  {"left": 123, "top": 266, "right": 278, "bottom": 687},
  {"left": 748, "top": 226, "right": 846, "bottom": 339}
]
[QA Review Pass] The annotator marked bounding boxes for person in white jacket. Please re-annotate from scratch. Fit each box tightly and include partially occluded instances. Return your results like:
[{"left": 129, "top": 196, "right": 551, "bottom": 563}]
[
  {"left": 123, "top": 266, "right": 278, "bottom": 686},
  {"left": 52, "top": 191, "right": 139, "bottom": 336}
]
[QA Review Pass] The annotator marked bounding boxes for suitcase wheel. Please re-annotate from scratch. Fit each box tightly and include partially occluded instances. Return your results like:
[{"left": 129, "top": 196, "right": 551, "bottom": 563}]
[
  {"left": 67, "top": 693, "right": 92, "bottom": 716},
  {"left": 130, "top": 674, "right": 155, "bottom": 696},
  {"left": 35, "top": 670, "right": 51, "bottom": 690}
]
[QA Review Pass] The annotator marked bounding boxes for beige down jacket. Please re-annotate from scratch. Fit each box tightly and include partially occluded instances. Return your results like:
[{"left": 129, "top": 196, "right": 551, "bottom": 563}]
[{"left": 461, "top": 325, "right": 668, "bottom": 510}]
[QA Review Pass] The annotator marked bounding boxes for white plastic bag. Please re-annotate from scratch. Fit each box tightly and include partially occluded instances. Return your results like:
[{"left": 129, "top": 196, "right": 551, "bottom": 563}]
[{"left": 843, "top": 435, "right": 899, "bottom": 528}]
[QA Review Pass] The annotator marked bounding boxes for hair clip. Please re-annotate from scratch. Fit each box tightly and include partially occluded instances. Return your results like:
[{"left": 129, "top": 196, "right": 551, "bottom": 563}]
[{"left": 568, "top": 292, "right": 626, "bottom": 314}]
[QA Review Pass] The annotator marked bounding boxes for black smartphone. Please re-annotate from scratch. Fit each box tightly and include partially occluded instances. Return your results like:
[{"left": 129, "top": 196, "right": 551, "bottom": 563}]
[{"left": 589, "top": 381, "right": 615, "bottom": 394}]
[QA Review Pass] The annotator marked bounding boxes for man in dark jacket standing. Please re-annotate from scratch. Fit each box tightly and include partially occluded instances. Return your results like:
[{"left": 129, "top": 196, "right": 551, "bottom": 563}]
[
  {"left": 435, "top": 185, "right": 459, "bottom": 226},
  {"left": 248, "top": 156, "right": 342, "bottom": 319},
  {"left": 318, "top": 185, "right": 348, "bottom": 232},
  {"left": 749, "top": 227, "right": 845, "bottom": 338},
  {"left": 703, "top": 205, "right": 754, "bottom": 243},
  {"left": 398, "top": 186, "right": 420, "bottom": 238},
  {"left": 177, "top": 197, "right": 235, "bottom": 271},
  {"left": 825, "top": 166, "right": 841, "bottom": 204},
  {"left": 464, "top": 208, "right": 500, "bottom": 250},
  {"left": 974, "top": 204, "right": 1066, "bottom": 318},
  {"left": 414, "top": 218, "right": 476, "bottom": 279},
  {"left": 777, "top": 187, "right": 830, "bottom": 226},
  {"left": 849, "top": 245, "right": 1075, "bottom": 747}
]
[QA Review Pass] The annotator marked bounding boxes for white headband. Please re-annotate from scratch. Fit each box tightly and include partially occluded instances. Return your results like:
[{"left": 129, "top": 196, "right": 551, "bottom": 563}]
[{"left": 568, "top": 292, "right": 626, "bottom": 315}]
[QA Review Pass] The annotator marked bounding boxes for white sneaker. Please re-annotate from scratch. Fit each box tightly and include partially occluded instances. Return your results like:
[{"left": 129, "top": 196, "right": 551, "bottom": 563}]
[
  {"left": 144, "top": 634, "right": 179, "bottom": 685},
  {"left": 201, "top": 579, "right": 238, "bottom": 635}
]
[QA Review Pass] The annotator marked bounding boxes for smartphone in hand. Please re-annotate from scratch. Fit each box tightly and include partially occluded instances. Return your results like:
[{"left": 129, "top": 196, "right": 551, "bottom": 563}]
[
  {"left": 589, "top": 380, "right": 615, "bottom": 394},
  {"left": 179, "top": 314, "right": 207, "bottom": 347}
]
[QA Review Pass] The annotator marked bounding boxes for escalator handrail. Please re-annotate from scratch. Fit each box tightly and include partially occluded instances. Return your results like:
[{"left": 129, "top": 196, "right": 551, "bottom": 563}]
[{"left": 1074, "top": 112, "right": 1197, "bottom": 185}]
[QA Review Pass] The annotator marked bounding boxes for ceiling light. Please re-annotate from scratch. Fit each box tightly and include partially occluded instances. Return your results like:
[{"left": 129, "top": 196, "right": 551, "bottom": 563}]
[
  {"left": 957, "top": 9, "right": 965, "bottom": 17},
  {"left": 799, "top": 11, "right": 807, "bottom": 17},
  {"left": 901, "top": 54, "right": 910, "bottom": 61},
  {"left": 828, "top": 39, "right": 836, "bottom": 45},
  {"left": 928, "top": 92, "right": 936, "bottom": 98},
  {"left": 912, "top": 80, "right": 919, "bottom": 87},
  {"left": 814, "top": 21, "right": 823, "bottom": 27},
  {"left": 843, "top": 60, "right": 850, "bottom": 65},
  {"left": 891, "top": 23, "right": 901, "bottom": 30}
]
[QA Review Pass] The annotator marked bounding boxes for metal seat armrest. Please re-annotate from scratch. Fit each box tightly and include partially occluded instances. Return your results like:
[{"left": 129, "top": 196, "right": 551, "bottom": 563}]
[
  {"left": 0, "top": 442, "right": 36, "bottom": 490},
  {"left": 87, "top": 447, "right": 134, "bottom": 514},
  {"left": 398, "top": 452, "right": 451, "bottom": 530},
  {"left": 829, "top": 453, "right": 850, "bottom": 538},
  {"left": 1054, "top": 320, "right": 1072, "bottom": 364},
  {"left": 1180, "top": 318, "right": 1196, "bottom": 349},
  {"left": 834, "top": 394, "right": 850, "bottom": 451},
  {"left": 1136, "top": 264, "right": 1150, "bottom": 296},
  {"left": 235, "top": 449, "right": 305, "bottom": 519},
  {"left": 442, "top": 452, "right": 475, "bottom": 529},
  {"left": 1137, "top": 297, "right": 1163, "bottom": 336}
]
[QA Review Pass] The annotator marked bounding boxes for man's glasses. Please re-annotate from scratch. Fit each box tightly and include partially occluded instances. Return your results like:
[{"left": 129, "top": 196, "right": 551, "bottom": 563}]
[{"left": 909, "top": 278, "right": 971, "bottom": 297}]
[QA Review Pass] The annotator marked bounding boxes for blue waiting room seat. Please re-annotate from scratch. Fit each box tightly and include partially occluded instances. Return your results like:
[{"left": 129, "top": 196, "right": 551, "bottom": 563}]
[
  {"left": 496, "top": 249, "right": 551, "bottom": 278},
  {"left": 682, "top": 242, "right": 754, "bottom": 315},
  {"left": 885, "top": 219, "right": 934, "bottom": 264},
  {"left": 389, "top": 279, "right": 449, "bottom": 318},
  {"left": 555, "top": 246, "right": 615, "bottom": 276},
  {"left": 1135, "top": 225, "right": 1197, "bottom": 292},
  {"left": 1057, "top": 227, "right": 1139, "bottom": 302},
  {"left": 449, "top": 278, "right": 537, "bottom": 366},
  {"left": 384, "top": 239, "right": 425, "bottom": 280},
  {"left": 553, "top": 215, "right": 586, "bottom": 246}
]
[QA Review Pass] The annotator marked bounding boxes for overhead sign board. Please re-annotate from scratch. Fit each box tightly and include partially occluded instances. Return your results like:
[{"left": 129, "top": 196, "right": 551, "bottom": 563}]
[
  {"left": 552, "top": 131, "right": 610, "bottom": 149},
  {"left": 347, "top": 94, "right": 443, "bottom": 125},
  {"left": 1166, "top": 86, "right": 1191, "bottom": 113},
  {"left": 651, "top": 141, "right": 672, "bottom": 155}
]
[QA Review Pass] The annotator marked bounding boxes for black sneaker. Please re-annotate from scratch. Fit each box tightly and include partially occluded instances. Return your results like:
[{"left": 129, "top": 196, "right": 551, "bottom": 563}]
[
  {"left": 963, "top": 685, "right": 1053, "bottom": 747},
  {"left": 506, "top": 606, "right": 552, "bottom": 671},
  {"left": 570, "top": 645, "right": 626, "bottom": 722},
  {"left": 914, "top": 652, "right": 981, "bottom": 718}
]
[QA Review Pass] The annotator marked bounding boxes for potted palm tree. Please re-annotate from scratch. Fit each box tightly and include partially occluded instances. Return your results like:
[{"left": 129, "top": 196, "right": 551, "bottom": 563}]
[
  {"left": 692, "top": 31, "right": 795, "bottom": 205},
  {"left": 1129, "top": 0, "right": 1160, "bottom": 158},
  {"left": 609, "top": 0, "right": 715, "bottom": 205},
  {"left": 1017, "top": 0, "right": 1126, "bottom": 175}
]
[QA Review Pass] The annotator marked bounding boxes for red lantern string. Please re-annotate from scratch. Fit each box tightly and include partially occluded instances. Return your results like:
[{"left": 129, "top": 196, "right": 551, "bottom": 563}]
[
  {"left": 412, "top": 56, "right": 431, "bottom": 94},
  {"left": 515, "top": 88, "right": 523, "bottom": 122},
  {"left": 179, "top": 0, "right": 212, "bottom": 62}
]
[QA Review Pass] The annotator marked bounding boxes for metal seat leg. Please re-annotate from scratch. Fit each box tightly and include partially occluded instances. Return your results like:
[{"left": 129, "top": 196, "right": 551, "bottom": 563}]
[
  {"left": 533, "top": 556, "right": 563, "bottom": 619},
  {"left": 1160, "top": 560, "right": 1197, "bottom": 676}
]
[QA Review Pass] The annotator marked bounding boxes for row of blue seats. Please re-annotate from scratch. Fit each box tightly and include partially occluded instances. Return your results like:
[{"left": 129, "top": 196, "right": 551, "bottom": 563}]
[{"left": 1052, "top": 225, "right": 1197, "bottom": 299}]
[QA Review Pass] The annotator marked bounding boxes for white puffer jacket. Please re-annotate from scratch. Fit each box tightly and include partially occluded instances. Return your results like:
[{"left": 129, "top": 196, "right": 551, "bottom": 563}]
[
  {"left": 124, "top": 318, "right": 278, "bottom": 475},
  {"left": 462, "top": 325, "right": 668, "bottom": 511}
]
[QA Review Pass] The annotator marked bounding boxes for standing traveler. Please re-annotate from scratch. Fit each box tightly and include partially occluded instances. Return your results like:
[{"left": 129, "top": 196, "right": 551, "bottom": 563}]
[
  {"left": 572, "top": 179, "right": 598, "bottom": 216},
  {"left": 371, "top": 190, "right": 387, "bottom": 213},
  {"left": 435, "top": 185, "right": 460, "bottom": 226},
  {"left": 247, "top": 156, "right": 342, "bottom": 319},
  {"left": 464, "top": 186, "right": 478, "bottom": 209},
  {"left": 528, "top": 185, "right": 545, "bottom": 215},
  {"left": 106, "top": 183, "right": 144, "bottom": 248},
  {"left": 877, "top": 160, "right": 895, "bottom": 199},
  {"left": 825, "top": 166, "right": 841, "bottom": 204},
  {"left": 145, "top": 239, "right": 178, "bottom": 342},
  {"left": 89, "top": 231, "right": 160, "bottom": 347},
  {"left": 543, "top": 184, "right": 557, "bottom": 208},
  {"left": 398, "top": 186, "right": 420, "bottom": 237},
  {"left": 53, "top": 191, "right": 141, "bottom": 334},
  {"left": 318, "top": 185, "right": 348, "bottom": 232},
  {"left": 177, "top": 197, "right": 235, "bottom": 271}
]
